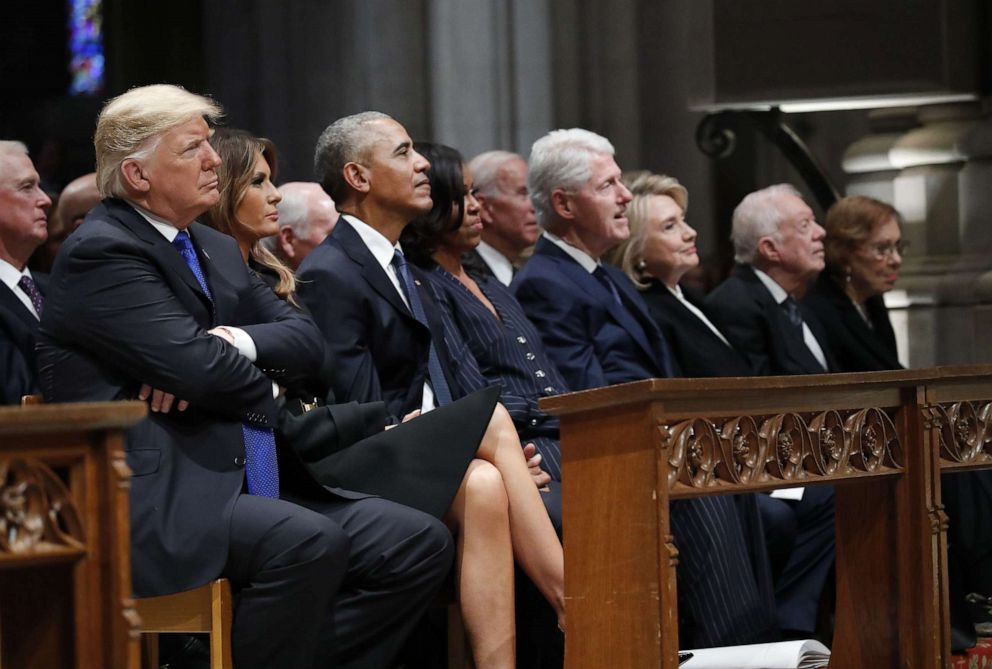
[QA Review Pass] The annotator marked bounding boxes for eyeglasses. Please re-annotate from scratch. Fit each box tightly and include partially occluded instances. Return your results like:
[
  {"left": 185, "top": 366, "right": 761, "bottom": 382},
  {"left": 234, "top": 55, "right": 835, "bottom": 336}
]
[{"left": 868, "top": 240, "right": 909, "bottom": 259}]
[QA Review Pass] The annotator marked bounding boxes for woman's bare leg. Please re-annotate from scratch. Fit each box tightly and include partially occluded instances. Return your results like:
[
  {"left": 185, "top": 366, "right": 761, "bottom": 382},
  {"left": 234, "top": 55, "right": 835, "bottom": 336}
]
[
  {"left": 445, "top": 459, "right": 516, "bottom": 668},
  {"left": 475, "top": 404, "right": 566, "bottom": 628}
]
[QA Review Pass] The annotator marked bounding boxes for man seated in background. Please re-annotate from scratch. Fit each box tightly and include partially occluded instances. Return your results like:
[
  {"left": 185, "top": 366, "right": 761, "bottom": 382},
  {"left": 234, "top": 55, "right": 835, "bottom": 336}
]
[
  {"left": 705, "top": 183, "right": 836, "bottom": 639},
  {"left": 263, "top": 181, "right": 337, "bottom": 271},
  {"left": 0, "top": 140, "right": 51, "bottom": 404},
  {"left": 465, "top": 150, "right": 540, "bottom": 285}
]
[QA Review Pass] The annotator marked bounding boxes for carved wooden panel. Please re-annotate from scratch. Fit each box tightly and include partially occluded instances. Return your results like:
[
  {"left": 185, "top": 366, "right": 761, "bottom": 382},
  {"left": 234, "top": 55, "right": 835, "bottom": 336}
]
[
  {"left": 925, "top": 401, "right": 992, "bottom": 467},
  {"left": 662, "top": 408, "right": 903, "bottom": 496},
  {"left": 0, "top": 457, "right": 84, "bottom": 554}
]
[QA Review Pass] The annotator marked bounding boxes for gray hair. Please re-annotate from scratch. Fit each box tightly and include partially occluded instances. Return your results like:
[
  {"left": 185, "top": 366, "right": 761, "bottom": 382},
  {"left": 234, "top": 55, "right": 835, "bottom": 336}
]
[
  {"left": 94, "top": 84, "right": 223, "bottom": 199},
  {"left": 0, "top": 140, "right": 29, "bottom": 160},
  {"left": 313, "top": 111, "right": 393, "bottom": 203},
  {"left": 731, "top": 183, "right": 803, "bottom": 264},
  {"left": 527, "top": 128, "right": 615, "bottom": 227},
  {"left": 467, "top": 150, "right": 523, "bottom": 197}
]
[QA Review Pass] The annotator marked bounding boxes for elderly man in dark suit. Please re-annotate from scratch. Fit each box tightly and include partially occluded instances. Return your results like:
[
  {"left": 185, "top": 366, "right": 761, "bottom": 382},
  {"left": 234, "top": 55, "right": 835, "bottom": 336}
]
[
  {"left": 705, "top": 184, "right": 836, "bottom": 638},
  {"left": 37, "top": 86, "right": 452, "bottom": 669},
  {"left": 512, "top": 128, "right": 778, "bottom": 648},
  {"left": 0, "top": 141, "right": 51, "bottom": 404}
]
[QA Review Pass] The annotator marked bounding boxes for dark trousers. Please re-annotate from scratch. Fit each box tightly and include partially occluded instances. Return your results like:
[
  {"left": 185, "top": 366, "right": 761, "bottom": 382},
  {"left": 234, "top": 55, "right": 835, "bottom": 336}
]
[
  {"left": 756, "top": 486, "right": 836, "bottom": 633},
  {"left": 672, "top": 494, "right": 779, "bottom": 648},
  {"left": 224, "top": 494, "right": 351, "bottom": 669},
  {"left": 287, "top": 494, "right": 455, "bottom": 669}
]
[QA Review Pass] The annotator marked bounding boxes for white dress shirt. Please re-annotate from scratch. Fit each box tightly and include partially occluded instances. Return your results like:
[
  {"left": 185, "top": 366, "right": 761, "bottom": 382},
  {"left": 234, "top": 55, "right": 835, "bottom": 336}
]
[
  {"left": 543, "top": 231, "right": 599, "bottom": 273},
  {"left": 0, "top": 258, "right": 40, "bottom": 320},
  {"left": 343, "top": 214, "right": 436, "bottom": 413},
  {"left": 475, "top": 240, "right": 514, "bottom": 286}
]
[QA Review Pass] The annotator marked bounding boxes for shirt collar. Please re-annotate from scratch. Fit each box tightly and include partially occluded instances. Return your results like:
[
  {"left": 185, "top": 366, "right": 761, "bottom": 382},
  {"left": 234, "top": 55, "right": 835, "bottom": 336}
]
[
  {"left": 0, "top": 258, "right": 31, "bottom": 293},
  {"left": 752, "top": 267, "right": 789, "bottom": 304},
  {"left": 343, "top": 214, "right": 399, "bottom": 272},
  {"left": 543, "top": 231, "right": 598, "bottom": 274},
  {"left": 475, "top": 241, "right": 514, "bottom": 285},
  {"left": 126, "top": 200, "right": 181, "bottom": 242}
]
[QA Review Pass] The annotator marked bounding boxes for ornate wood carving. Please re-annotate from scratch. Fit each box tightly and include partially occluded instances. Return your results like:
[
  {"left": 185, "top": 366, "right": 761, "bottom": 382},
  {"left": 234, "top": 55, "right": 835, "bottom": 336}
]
[
  {"left": 0, "top": 457, "right": 85, "bottom": 553},
  {"left": 926, "top": 400, "right": 992, "bottom": 466},
  {"left": 663, "top": 408, "right": 902, "bottom": 494}
]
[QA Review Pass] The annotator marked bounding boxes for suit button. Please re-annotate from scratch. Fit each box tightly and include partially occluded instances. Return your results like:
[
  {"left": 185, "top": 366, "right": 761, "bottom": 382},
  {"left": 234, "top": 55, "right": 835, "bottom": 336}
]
[
  {"left": 234, "top": 456, "right": 246, "bottom": 466},
  {"left": 516, "top": 336, "right": 527, "bottom": 344},
  {"left": 544, "top": 386, "right": 556, "bottom": 394},
  {"left": 529, "top": 418, "right": 539, "bottom": 427},
  {"left": 525, "top": 352, "right": 536, "bottom": 361},
  {"left": 535, "top": 370, "right": 546, "bottom": 378}
]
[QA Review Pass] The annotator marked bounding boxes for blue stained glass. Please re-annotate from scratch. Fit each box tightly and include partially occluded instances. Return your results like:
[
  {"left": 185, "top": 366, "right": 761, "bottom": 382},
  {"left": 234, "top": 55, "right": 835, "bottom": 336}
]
[{"left": 68, "top": 0, "right": 105, "bottom": 95}]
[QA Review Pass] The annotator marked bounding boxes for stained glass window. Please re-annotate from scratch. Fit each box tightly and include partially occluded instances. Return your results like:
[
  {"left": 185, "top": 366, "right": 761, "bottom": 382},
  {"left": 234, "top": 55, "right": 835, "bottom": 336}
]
[{"left": 68, "top": 0, "right": 104, "bottom": 95}]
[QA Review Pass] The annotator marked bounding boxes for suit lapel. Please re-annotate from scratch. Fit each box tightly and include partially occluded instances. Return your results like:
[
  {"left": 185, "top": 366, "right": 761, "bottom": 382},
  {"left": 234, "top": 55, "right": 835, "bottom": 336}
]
[
  {"left": 333, "top": 219, "right": 420, "bottom": 326},
  {"left": 537, "top": 240, "right": 659, "bottom": 368},
  {"left": 107, "top": 200, "right": 215, "bottom": 316},
  {"left": 0, "top": 283, "right": 38, "bottom": 331}
]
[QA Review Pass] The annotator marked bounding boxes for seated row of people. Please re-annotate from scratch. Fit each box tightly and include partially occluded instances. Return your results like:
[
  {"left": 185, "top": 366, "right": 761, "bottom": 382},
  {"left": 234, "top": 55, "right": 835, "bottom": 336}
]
[{"left": 0, "top": 79, "right": 930, "bottom": 667}]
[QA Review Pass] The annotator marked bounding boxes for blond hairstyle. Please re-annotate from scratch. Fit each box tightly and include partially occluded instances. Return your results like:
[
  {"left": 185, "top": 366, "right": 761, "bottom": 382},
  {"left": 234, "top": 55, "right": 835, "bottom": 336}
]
[
  {"left": 94, "top": 84, "right": 223, "bottom": 198},
  {"left": 199, "top": 128, "right": 297, "bottom": 304},
  {"left": 604, "top": 173, "right": 688, "bottom": 288},
  {"left": 824, "top": 195, "right": 902, "bottom": 278}
]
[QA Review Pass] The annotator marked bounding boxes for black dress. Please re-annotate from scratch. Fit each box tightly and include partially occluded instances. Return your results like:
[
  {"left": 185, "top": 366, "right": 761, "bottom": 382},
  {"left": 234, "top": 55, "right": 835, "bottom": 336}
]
[
  {"left": 640, "top": 279, "right": 753, "bottom": 377},
  {"left": 802, "top": 272, "right": 900, "bottom": 372},
  {"left": 249, "top": 260, "right": 496, "bottom": 520}
]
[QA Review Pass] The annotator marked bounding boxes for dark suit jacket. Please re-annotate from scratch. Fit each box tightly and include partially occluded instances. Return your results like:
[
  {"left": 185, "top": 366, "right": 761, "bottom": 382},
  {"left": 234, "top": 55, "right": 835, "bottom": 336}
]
[
  {"left": 803, "top": 272, "right": 901, "bottom": 372},
  {"left": 705, "top": 264, "right": 836, "bottom": 376},
  {"left": 0, "top": 275, "right": 46, "bottom": 404},
  {"left": 37, "top": 198, "right": 325, "bottom": 597},
  {"left": 640, "top": 279, "right": 754, "bottom": 378},
  {"left": 296, "top": 218, "right": 463, "bottom": 420},
  {"left": 511, "top": 236, "right": 675, "bottom": 391}
]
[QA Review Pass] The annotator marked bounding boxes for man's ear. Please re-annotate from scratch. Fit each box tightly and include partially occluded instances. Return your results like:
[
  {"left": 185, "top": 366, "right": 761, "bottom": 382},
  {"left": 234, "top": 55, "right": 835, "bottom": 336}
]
[
  {"left": 550, "top": 189, "right": 573, "bottom": 220},
  {"left": 475, "top": 193, "right": 494, "bottom": 226},
  {"left": 120, "top": 159, "right": 150, "bottom": 194},
  {"left": 278, "top": 226, "right": 296, "bottom": 259},
  {"left": 756, "top": 236, "right": 780, "bottom": 264},
  {"left": 342, "top": 162, "right": 370, "bottom": 194}
]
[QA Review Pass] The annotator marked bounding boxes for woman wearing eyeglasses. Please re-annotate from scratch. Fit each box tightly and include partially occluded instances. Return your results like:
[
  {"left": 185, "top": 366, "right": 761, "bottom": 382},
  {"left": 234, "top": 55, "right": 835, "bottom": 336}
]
[{"left": 803, "top": 195, "right": 905, "bottom": 372}]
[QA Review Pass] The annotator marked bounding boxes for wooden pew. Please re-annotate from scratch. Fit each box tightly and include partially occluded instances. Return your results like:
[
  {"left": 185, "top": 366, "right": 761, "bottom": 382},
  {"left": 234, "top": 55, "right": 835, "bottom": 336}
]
[
  {"left": 0, "top": 401, "right": 146, "bottom": 669},
  {"left": 541, "top": 365, "right": 992, "bottom": 669}
]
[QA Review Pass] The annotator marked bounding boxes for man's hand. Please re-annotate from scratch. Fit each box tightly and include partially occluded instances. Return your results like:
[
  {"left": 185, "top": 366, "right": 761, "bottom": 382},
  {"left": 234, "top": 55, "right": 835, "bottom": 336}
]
[
  {"left": 138, "top": 384, "right": 189, "bottom": 413},
  {"left": 523, "top": 442, "right": 551, "bottom": 491},
  {"left": 208, "top": 326, "right": 236, "bottom": 344},
  {"left": 385, "top": 409, "right": 421, "bottom": 430}
]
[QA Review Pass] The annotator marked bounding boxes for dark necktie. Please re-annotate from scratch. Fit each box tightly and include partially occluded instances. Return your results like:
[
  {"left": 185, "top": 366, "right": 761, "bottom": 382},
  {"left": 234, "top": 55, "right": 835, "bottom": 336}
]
[
  {"left": 18, "top": 275, "right": 44, "bottom": 318},
  {"left": 172, "top": 230, "right": 279, "bottom": 498},
  {"left": 781, "top": 296, "right": 803, "bottom": 329},
  {"left": 592, "top": 266, "right": 622, "bottom": 305},
  {"left": 391, "top": 249, "right": 454, "bottom": 406}
]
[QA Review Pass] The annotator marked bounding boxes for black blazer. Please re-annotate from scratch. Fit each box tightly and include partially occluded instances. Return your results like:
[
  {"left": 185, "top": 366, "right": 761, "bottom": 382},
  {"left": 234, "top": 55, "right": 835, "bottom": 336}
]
[
  {"left": 802, "top": 272, "right": 901, "bottom": 372},
  {"left": 37, "top": 199, "right": 325, "bottom": 597},
  {"left": 640, "top": 279, "right": 753, "bottom": 378},
  {"left": 296, "top": 218, "right": 463, "bottom": 421},
  {"left": 0, "top": 274, "right": 46, "bottom": 404},
  {"left": 705, "top": 264, "right": 836, "bottom": 376}
]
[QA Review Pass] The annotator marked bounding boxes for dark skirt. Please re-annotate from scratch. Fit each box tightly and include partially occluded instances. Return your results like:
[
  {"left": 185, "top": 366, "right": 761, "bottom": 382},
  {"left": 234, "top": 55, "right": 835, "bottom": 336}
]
[{"left": 301, "top": 386, "right": 500, "bottom": 519}]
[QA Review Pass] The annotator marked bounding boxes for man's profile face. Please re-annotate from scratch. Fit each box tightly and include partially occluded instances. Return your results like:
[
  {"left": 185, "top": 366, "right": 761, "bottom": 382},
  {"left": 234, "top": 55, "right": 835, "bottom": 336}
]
[
  {"left": 361, "top": 119, "right": 432, "bottom": 218},
  {"left": 0, "top": 151, "right": 51, "bottom": 253},
  {"left": 139, "top": 116, "right": 222, "bottom": 226},
  {"left": 768, "top": 193, "right": 825, "bottom": 280},
  {"left": 563, "top": 152, "right": 632, "bottom": 257},
  {"left": 478, "top": 157, "right": 538, "bottom": 251}
]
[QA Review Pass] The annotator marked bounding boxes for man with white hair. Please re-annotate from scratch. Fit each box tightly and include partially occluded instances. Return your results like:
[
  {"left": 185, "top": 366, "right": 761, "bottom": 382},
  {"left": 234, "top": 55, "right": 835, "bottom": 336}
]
[
  {"left": 706, "top": 184, "right": 836, "bottom": 639},
  {"left": 465, "top": 150, "right": 539, "bottom": 285},
  {"left": 37, "top": 85, "right": 452, "bottom": 669},
  {"left": 263, "top": 181, "right": 337, "bottom": 270},
  {"left": 513, "top": 128, "right": 779, "bottom": 648},
  {"left": 0, "top": 140, "right": 51, "bottom": 404},
  {"left": 706, "top": 183, "right": 834, "bottom": 375}
]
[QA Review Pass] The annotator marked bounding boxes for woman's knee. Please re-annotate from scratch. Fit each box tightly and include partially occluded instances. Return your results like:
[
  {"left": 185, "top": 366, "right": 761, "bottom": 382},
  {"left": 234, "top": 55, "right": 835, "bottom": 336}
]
[{"left": 464, "top": 459, "right": 509, "bottom": 510}]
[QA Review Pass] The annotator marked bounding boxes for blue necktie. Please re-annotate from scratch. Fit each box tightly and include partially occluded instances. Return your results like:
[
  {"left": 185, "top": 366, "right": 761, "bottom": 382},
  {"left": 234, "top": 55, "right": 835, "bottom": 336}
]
[
  {"left": 391, "top": 249, "right": 454, "bottom": 406},
  {"left": 172, "top": 230, "right": 280, "bottom": 498}
]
